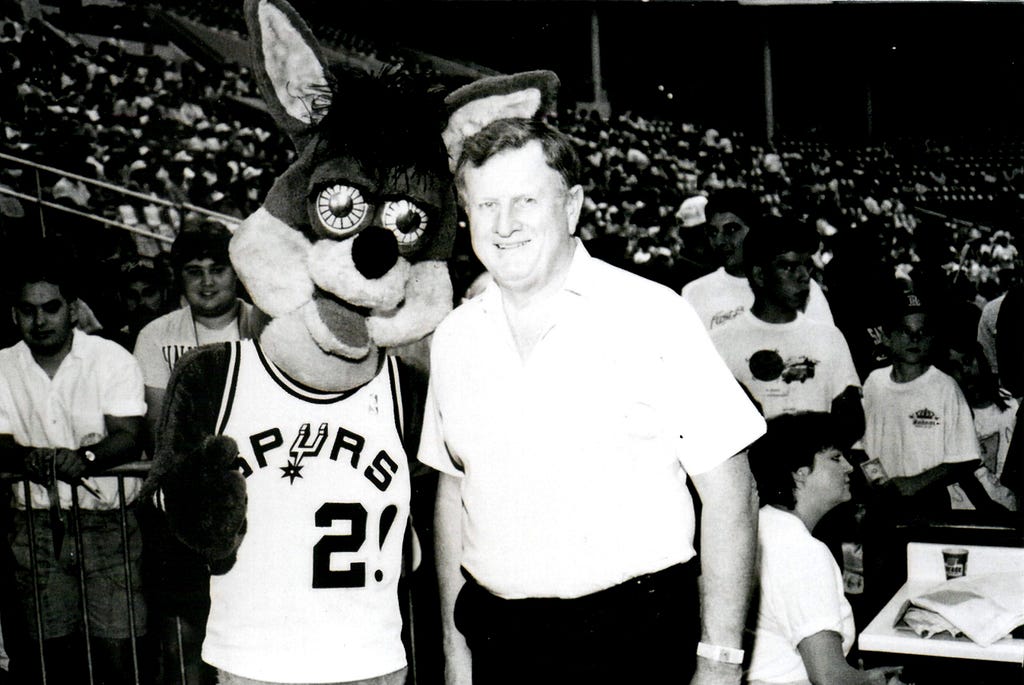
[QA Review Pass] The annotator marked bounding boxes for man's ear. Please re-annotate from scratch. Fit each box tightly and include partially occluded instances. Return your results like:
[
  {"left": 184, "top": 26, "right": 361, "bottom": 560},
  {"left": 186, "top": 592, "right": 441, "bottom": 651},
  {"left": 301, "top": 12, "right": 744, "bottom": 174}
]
[
  {"left": 68, "top": 298, "right": 80, "bottom": 328},
  {"left": 565, "top": 184, "right": 584, "bottom": 236},
  {"left": 749, "top": 264, "right": 765, "bottom": 290},
  {"left": 879, "top": 329, "right": 893, "bottom": 349},
  {"left": 793, "top": 465, "right": 811, "bottom": 488}
]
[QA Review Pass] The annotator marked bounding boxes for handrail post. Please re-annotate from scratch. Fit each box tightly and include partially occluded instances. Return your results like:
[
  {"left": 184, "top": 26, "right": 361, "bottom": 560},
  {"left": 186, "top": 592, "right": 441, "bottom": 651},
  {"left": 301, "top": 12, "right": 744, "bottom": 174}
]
[
  {"left": 70, "top": 487, "right": 96, "bottom": 685},
  {"left": 22, "top": 479, "right": 48, "bottom": 685},
  {"left": 117, "top": 476, "right": 142, "bottom": 684}
]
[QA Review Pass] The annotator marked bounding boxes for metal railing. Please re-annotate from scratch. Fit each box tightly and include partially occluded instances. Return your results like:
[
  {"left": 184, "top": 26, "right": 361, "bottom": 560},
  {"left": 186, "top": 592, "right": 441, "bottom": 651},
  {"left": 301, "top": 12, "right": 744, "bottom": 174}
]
[
  {"left": 1, "top": 461, "right": 427, "bottom": 685},
  {"left": 1, "top": 462, "right": 150, "bottom": 685},
  {"left": 0, "top": 151, "right": 241, "bottom": 243}
]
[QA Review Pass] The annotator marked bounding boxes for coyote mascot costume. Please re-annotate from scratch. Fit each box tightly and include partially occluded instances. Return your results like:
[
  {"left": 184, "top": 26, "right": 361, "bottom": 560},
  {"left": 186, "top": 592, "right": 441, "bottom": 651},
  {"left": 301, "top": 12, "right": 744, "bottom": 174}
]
[{"left": 145, "top": 0, "right": 562, "bottom": 681}]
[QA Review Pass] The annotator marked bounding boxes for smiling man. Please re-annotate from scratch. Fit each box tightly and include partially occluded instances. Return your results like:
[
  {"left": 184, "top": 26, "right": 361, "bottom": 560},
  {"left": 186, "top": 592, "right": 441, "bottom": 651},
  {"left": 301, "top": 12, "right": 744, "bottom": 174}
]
[
  {"left": 134, "top": 222, "right": 258, "bottom": 434},
  {"left": 420, "top": 117, "right": 766, "bottom": 685},
  {"left": 131, "top": 221, "right": 257, "bottom": 685}
]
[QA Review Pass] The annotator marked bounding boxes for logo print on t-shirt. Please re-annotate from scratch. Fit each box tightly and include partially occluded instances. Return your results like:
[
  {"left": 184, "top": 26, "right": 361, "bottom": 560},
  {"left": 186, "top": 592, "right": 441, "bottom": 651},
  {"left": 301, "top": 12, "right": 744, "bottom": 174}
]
[
  {"left": 748, "top": 350, "right": 818, "bottom": 383},
  {"left": 909, "top": 408, "right": 941, "bottom": 427}
]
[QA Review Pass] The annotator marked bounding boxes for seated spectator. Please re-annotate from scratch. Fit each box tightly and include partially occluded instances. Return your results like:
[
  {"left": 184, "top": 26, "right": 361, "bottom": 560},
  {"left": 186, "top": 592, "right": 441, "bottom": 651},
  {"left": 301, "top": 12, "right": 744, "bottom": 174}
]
[
  {"left": 0, "top": 240, "right": 147, "bottom": 682},
  {"left": 746, "top": 412, "right": 904, "bottom": 685},
  {"left": 681, "top": 188, "right": 833, "bottom": 331},
  {"left": 710, "top": 217, "right": 863, "bottom": 445},
  {"left": 112, "top": 258, "right": 171, "bottom": 352}
]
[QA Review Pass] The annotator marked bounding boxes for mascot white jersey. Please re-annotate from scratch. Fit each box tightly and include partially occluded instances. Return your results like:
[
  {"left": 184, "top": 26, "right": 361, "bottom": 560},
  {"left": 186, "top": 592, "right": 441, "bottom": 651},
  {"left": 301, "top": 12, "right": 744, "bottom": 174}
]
[{"left": 205, "top": 343, "right": 409, "bottom": 682}]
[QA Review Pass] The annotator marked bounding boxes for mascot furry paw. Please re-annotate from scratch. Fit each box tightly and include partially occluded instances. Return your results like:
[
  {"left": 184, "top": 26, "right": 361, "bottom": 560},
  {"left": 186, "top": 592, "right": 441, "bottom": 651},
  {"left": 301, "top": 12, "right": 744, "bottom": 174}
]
[{"left": 144, "top": 0, "right": 457, "bottom": 681}]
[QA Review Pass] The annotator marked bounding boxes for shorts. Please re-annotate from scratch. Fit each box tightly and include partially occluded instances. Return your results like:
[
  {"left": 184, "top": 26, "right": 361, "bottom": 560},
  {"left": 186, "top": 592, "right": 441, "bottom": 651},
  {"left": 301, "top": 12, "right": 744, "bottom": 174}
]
[{"left": 10, "top": 508, "right": 147, "bottom": 640}]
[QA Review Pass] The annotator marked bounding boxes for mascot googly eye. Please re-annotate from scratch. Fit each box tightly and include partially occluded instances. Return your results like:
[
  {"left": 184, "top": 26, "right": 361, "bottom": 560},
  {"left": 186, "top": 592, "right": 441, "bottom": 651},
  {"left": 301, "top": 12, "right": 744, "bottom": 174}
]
[{"left": 231, "top": 0, "right": 458, "bottom": 391}]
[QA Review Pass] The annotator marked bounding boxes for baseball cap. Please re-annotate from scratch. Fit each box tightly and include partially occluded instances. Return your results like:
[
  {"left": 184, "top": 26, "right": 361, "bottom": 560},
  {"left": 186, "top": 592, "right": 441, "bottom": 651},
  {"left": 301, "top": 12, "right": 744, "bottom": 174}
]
[{"left": 675, "top": 195, "right": 708, "bottom": 228}]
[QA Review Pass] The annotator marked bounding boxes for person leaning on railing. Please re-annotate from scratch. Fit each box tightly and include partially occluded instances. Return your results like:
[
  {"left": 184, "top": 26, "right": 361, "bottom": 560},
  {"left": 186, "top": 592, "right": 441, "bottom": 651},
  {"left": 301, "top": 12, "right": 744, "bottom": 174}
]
[{"left": 0, "top": 238, "right": 147, "bottom": 683}]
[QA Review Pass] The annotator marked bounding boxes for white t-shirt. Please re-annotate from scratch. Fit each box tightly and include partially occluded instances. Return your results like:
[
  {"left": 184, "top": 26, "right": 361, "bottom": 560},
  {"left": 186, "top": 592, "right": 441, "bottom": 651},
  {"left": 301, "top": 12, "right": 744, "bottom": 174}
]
[
  {"left": 863, "top": 365, "right": 980, "bottom": 479},
  {"left": 133, "top": 301, "right": 255, "bottom": 390},
  {"left": 747, "top": 506, "right": 855, "bottom": 685},
  {"left": 419, "top": 243, "right": 766, "bottom": 599},
  {"left": 710, "top": 311, "right": 861, "bottom": 420},
  {"left": 681, "top": 267, "right": 833, "bottom": 332},
  {"left": 0, "top": 330, "right": 146, "bottom": 510}
]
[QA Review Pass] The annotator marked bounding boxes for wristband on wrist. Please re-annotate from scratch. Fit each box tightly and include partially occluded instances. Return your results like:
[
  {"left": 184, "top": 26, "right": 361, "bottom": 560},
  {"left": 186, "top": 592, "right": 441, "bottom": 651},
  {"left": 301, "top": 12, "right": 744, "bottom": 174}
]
[{"left": 696, "top": 641, "right": 744, "bottom": 665}]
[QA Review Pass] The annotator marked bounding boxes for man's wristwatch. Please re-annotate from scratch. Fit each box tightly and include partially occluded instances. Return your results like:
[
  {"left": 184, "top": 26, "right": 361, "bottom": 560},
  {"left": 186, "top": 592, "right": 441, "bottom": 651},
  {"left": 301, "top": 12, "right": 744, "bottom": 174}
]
[
  {"left": 696, "top": 641, "right": 745, "bottom": 665},
  {"left": 80, "top": 448, "right": 97, "bottom": 472}
]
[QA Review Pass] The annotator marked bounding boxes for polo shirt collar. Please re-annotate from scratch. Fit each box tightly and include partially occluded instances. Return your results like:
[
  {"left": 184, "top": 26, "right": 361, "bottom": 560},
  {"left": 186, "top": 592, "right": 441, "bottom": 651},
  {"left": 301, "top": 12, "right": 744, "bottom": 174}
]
[{"left": 16, "top": 328, "right": 85, "bottom": 371}]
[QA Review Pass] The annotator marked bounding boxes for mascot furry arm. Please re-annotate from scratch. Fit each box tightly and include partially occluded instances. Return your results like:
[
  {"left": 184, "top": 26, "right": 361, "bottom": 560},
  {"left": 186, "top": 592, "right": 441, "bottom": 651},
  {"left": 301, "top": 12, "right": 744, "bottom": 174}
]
[{"left": 142, "top": 0, "right": 458, "bottom": 681}]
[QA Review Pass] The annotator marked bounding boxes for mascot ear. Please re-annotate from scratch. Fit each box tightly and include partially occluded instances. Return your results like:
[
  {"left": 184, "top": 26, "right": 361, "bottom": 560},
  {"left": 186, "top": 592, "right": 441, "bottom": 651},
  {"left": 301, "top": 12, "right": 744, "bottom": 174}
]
[
  {"left": 245, "top": 0, "right": 331, "bottom": 148},
  {"left": 442, "top": 70, "right": 560, "bottom": 173}
]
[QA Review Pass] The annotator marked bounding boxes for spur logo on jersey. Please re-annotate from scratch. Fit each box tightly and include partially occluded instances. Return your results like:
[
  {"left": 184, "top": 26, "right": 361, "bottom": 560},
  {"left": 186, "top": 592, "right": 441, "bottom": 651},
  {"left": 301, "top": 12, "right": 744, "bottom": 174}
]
[{"left": 234, "top": 421, "right": 399, "bottom": 490}]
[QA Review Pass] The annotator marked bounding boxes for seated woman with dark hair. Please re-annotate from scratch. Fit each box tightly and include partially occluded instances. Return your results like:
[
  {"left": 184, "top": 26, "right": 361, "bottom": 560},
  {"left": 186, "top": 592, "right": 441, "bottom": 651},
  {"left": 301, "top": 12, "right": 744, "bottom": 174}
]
[{"left": 746, "top": 413, "right": 904, "bottom": 685}]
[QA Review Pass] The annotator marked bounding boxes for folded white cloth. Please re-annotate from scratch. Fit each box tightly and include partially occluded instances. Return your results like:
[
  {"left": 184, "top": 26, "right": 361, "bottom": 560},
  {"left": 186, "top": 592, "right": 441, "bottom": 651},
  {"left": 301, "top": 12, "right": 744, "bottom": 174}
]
[{"left": 897, "top": 573, "right": 1024, "bottom": 646}]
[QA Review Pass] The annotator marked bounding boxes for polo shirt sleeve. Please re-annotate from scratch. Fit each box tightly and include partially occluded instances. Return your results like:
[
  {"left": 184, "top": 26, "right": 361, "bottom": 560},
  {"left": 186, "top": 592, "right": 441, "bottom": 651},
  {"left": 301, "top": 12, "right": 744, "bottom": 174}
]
[
  {"left": 417, "top": 381, "right": 462, "bottom": 477},
  {"left": 666, "top": 298, "right": 765, "bottom": 476},
  {"left": 0, "top": 357, "right": 13, "bottom": 436},
  {"left": 133, "top": 319, "right": 170, "bottom": 390},
  {"left": 102, "top": 344, "right": 147, "bottom": 418}
]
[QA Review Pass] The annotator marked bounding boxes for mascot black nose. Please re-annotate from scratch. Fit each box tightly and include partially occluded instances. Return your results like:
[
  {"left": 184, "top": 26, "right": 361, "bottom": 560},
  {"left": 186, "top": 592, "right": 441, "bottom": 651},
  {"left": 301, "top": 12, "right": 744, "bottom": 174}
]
[{"left": 352, "top": 227, "right": 399, "bottom": 280}]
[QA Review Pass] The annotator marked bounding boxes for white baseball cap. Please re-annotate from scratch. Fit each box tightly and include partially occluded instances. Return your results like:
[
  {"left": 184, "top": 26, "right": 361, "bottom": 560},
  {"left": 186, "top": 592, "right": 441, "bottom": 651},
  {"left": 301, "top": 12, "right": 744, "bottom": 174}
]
[{"left": 675, "top": 195, "right": 708, "bottom": 228}]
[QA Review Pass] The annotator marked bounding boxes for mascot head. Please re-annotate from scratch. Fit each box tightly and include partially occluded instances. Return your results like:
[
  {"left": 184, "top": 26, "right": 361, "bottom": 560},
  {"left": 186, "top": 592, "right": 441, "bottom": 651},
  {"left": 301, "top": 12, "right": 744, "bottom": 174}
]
[{"left": 232, "top": 0, "right": 457, "bottom": 391}]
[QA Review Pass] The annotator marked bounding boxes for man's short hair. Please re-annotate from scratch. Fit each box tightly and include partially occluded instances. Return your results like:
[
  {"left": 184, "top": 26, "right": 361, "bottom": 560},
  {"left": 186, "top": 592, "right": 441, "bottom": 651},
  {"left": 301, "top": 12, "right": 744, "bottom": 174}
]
[
  {"left": 748, "top": 412, "right": 838, "bottom": 510},
  {"left": 704, "top": 187, "right": 761, "bottom": 224},
  {"left": 741, "top": 215, "right": 819, "bottom": 276},
  {"left": 454, "top": 118, "right": 581, "bottom": 198},
  {"left": 6, "top": 239, "right": 80, "bottom": 303},
  {"left": 170, "top": 222, "right": 233, "bottom": 273}
]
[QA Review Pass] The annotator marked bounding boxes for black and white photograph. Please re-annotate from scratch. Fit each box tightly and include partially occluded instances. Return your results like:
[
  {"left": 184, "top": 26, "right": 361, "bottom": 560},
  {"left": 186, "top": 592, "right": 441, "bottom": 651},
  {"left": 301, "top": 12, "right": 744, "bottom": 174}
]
[{"left": 0, "top": 1, "right": 1022, "bottom": 684}]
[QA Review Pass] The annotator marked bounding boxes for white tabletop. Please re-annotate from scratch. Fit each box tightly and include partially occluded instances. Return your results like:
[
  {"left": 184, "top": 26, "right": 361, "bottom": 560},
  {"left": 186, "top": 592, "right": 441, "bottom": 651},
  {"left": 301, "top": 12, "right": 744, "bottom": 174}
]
[{"left": 858, "top": 543, "right": 1024, "bottom": 663}]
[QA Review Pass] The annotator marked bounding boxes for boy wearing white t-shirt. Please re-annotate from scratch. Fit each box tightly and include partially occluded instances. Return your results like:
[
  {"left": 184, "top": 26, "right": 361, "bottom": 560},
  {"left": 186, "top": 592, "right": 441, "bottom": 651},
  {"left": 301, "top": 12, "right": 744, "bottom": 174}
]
[{"left": 862, "top": 294, "right": 989, "bottom": 511}]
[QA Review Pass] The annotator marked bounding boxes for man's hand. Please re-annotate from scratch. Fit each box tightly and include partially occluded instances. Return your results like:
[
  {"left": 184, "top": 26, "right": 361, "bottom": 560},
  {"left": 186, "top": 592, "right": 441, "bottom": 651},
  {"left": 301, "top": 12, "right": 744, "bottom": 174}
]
[
  {"left": 26, "top": 447, "right": 90, "bottom": 485},
  {"left": 24, "top": 448, "right": 55, "bottom": 484},
  {"left": 53, "top": 448, "right": 88, "bottom": 482}
]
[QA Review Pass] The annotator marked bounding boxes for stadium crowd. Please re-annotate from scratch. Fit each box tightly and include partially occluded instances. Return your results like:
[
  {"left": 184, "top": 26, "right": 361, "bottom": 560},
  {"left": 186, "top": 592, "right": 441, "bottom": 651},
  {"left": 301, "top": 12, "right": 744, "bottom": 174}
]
[{"left": 1, "top": 7, "right": 1023, "bottom": 685}]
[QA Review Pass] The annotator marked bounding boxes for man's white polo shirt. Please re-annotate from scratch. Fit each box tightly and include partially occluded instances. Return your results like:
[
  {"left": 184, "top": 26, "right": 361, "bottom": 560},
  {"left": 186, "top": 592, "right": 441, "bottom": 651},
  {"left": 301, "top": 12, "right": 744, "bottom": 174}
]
[
  {"left": 0, "top": 330, "right": 146, "bottom": 510},
  {"left": 420, "top": 243, "right": 765, "bottom": 599}
]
